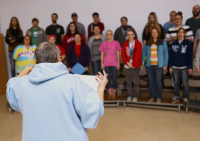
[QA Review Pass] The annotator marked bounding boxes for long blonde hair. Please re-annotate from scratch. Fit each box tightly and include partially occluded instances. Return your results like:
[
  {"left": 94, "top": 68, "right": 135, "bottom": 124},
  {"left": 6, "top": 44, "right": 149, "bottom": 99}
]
[{"left": 145, "top": 12, "right": 161, "bottom": 35}]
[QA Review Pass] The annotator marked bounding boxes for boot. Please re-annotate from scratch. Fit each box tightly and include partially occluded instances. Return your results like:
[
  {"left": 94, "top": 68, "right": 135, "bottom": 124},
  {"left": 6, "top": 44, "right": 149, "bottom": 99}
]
[
  {"left": 107, "top": 88, "right": 112, "bottom": 99},
  {"left": 111, "top": 88, "right": 117, "bottom": 100}
]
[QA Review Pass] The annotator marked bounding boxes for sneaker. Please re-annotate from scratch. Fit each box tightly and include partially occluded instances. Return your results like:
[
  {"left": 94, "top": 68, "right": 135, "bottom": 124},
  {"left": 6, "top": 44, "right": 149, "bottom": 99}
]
[
  {"left": 183, "top": 98, "right": 189, "bottom": 105},
  {"left": 156, "top": 98, "right": 161, "bottom": 103},
  {"left": 127, "top": 96, "right": 132, "bottom": 102},
  {"left": 170, "top": 97, "right": 179, "bottom": 104},
  {"left": 132, "top": 97, "right": 138, "bottom": 102},
  {"left": 148, "top": 98, "right": 154, "bottom": 102}
]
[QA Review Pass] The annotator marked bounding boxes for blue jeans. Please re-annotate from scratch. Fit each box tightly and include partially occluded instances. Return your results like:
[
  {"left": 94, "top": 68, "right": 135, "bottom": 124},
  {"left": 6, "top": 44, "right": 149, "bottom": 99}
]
[
  {"left": 92, "top": 60, "right": 101, "bottom": 75},
  {"left": 9, "top": 51, "right": 16, "bottom": 77},
  {"left": 146, "top": 66, "right": 163, "bottom": 99},
  {"left": 173, "top": 67, "right": 189, "bottom": 99},
  {"left": 105, "top": 67, "right": 118, "bottom": 89}
]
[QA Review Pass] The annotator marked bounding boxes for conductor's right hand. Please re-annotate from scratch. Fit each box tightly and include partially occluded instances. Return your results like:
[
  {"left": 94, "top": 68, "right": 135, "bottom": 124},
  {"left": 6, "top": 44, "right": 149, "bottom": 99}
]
[
  {"left": 96, "top": 70, "right": 108, "bottom": 89},
  {"left": 95, "top": 70, "right": 108, "bottom": 102}
]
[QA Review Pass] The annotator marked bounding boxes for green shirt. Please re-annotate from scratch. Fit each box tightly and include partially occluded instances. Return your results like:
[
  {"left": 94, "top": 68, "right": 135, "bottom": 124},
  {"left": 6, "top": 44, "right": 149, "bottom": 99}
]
[
  {"left": 31, "top": 28, "right": 39, "bottom": 46},
  {"left": 185, "top": 17, "right": 200, "bottom": 36},
  {"left": 45, "top": 24, "right": 64, "bottom": 45}
]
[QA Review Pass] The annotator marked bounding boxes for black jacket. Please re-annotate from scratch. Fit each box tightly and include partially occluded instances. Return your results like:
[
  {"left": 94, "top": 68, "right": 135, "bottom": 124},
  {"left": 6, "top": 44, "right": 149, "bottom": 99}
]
[
  {"left": 114, "top": 25, "right": 138, "bottom": 46},
  {"left": 67, "top": 43, "right": 91, "bottom": 68},
  {"left": 5, "top": 28, "right": 23, "bottom": 51}
]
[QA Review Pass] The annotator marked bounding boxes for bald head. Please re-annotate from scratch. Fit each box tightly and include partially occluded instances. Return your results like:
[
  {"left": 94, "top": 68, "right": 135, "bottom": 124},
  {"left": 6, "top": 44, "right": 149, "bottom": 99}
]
[
  {"left": 193, "top": 5, "right": 200, "bottom": 17},
  {"left": 193, "top": 5, "right": 200, "bottom": 9}
]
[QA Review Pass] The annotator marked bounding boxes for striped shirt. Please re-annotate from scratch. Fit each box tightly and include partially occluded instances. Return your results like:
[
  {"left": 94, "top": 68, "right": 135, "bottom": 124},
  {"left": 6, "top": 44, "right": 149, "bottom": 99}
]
[
  {"left": 150, "top": 44, "right": 158, "bottom": 65},
  {"left": 165, "top": 25, "right": 194, "bottom": 44}
]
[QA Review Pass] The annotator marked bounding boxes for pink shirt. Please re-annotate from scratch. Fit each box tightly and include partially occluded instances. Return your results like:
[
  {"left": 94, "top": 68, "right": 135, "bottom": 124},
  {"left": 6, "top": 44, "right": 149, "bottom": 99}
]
[{"left": 99, "top": 40, "right": 121, "bottom": 66}]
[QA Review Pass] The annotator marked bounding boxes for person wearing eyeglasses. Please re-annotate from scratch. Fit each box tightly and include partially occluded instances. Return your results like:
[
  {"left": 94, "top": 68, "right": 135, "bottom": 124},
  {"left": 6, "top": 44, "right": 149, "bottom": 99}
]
[
  {"left": 13, "top": 35, "right": 36, "bottom": 75},
  {"left": 121, "top": 30, "right": 142, "bottom": 102},
  {"left": 165, "top": 12, "right": 194, "bottom": 45},
  {"left": 99, "top": 30, "right": 121, "bottom": 99},
  {"left": 114, "top": 17, "right": 138, "bottom": 78}
]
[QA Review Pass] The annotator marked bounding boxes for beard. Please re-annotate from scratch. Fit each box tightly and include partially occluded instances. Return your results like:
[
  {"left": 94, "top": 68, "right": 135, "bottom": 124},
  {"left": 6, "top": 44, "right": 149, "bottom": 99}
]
[
  {"left": 193, "top": 11, "right": 200, "bottom": 17},
  {"left": 52, "top": 20, "right": 57, "bottom": 23}
]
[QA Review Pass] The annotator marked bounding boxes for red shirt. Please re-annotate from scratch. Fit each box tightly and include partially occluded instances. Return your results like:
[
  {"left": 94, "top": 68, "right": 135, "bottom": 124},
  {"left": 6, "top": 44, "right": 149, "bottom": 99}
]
[
  {"left": 74, "top": 43, "right": 82, "bottom": 58},
  {"left": 56, "top": 44, "right": 66, "bottom": 56},
  {"left": 62, "top": 33, "right": 85, "bottom": 55}
]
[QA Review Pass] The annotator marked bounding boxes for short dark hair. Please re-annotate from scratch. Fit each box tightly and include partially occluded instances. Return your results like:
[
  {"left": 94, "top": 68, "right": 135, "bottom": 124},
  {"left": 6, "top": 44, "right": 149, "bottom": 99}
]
[
  {"left": 121, "top": 17, "right": 128, "bottom": 22},
  {"left": 170, "top": 11, "right": 176, "bottom": 15},
  {"left": 92, "top": 12, "right": 99, "bottom": 17},
  {"left": 32, "top": 18, "right": 39, "bottom": 23},
  {"left": 93, "top": 25, "right": 100, "bottom": 30},
  {"left": 74, "top": 33, "right": 81, "bottom": 37},
  {"left": 52, "top": 13, "right": 58, "bottom": 18},
  {"left": 176, "top": 11, "right": 183, "bottom": 18},
  {"left": 127, "top": 29, "right": 135, "bottom": 34},
  {"left": 22, "top": 35, "right": 33, "bottom": 45},
  {"left": 177, "top": 28, "right": 186, "bottom": 38}
]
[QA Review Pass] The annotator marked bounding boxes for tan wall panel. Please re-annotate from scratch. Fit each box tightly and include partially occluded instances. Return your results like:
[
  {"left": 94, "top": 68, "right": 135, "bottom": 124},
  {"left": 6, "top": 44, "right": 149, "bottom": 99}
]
[{"left": 0, "top": 34, "right": 8, "bottom": 94}]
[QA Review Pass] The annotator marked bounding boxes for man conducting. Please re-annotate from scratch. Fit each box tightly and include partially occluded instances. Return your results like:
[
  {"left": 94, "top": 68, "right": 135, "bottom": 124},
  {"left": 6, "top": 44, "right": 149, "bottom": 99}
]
[{"left": 6, "top": 42, "right": 107, "bottom": 141}]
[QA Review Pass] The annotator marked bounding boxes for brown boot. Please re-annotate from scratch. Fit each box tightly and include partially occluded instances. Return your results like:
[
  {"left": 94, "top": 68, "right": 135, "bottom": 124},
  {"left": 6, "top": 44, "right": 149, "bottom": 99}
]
[
  {"left": 111, "top": 88, "right": 117, "bottom": 100},
  {"left": 107, "top": 88, "right": 112, "bottom": 99}
]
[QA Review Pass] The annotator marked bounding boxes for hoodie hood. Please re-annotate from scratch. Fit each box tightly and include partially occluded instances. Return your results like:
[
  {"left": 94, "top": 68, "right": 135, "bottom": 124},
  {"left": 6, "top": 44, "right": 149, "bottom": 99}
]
[
  {"left": 29, "top": 62, "right": 69, "bottom": 84},
  {"left": 174, "top": 38, "right": 189, "bottom": 45}
]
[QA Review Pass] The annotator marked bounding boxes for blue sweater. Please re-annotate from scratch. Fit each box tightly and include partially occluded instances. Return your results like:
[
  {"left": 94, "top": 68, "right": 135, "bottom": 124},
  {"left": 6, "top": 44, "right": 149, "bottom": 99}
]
[
  {"left": 142, "top": 39, "right": 168, "bottom": 68},
  {"left": 67, "top": 43, "right": 91, "bottom": 68},
  {"left": 169, "top": 39, "right": 193, "bottom": 69},
  {"left": 6, "top": 63, "right": 104, "bottom": 141}
]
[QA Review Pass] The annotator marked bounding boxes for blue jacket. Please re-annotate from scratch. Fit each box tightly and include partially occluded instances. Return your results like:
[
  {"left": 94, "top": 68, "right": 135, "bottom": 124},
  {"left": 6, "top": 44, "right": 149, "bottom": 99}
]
[
  {"left": 142, "top": 39, "right": 168, "bottom": 68},
  {"left": 6, "top": 62, "right": 104, "bottom": 141},
  {"left": 169, "top": 39, "right": 193, "bottom": 69},
  {"left": 67, "top": 42, "right": 91, "bottom": 68}
]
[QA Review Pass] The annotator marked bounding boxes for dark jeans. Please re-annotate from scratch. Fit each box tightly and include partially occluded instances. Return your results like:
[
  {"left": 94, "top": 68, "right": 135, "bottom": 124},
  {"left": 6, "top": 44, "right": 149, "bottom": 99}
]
[
  {"left": 92, "top": 60, "right": 101, "bottom": 75},
  {"left": 173, "top": 67, "right": 189, "bottom": 99},
  {"left": 105, "top": 67, "right": 118, "bottom": 89},
  {"left": 146, "top": 66, "right": 163, "bottom": 99},
  {"left": 9, "top": 51, "right": 16, "bottom": 77},
  {"left": 125, "top": 67, "right": 140, "bottom": 98}
]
